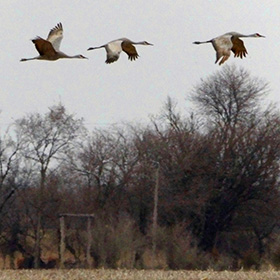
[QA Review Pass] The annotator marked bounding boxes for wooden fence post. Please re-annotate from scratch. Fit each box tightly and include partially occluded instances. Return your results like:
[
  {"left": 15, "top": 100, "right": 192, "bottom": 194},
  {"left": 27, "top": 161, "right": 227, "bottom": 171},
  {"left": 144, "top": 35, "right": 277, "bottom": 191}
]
[
  {"left": 59, "top": 214, "right": 94, "bottom": 269},
  {"left": 59, "top": 215, "right": 65, "bottom": 269},
  {"left": 86, "top": 217, "right": 92, "bottom": 268}
]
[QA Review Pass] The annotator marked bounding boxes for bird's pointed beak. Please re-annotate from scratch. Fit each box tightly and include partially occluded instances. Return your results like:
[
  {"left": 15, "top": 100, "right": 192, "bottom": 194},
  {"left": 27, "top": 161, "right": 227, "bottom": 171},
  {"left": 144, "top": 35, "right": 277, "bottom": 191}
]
[{"left": 148, "top": 42, "right": 154, "bottom": 46}]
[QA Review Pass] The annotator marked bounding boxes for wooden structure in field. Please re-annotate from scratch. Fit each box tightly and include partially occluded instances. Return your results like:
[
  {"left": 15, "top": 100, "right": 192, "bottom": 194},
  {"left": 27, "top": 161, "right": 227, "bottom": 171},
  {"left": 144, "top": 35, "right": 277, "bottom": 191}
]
[{"left": 59, "top": 213, "right": 94, "bottom": 268}]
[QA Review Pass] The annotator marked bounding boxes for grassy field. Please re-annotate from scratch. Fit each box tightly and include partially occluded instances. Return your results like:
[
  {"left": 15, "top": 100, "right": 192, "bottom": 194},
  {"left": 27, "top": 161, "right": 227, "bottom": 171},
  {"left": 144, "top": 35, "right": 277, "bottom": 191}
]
[{"left": 0, "top": 269, "right": 280, "bottom": 280}]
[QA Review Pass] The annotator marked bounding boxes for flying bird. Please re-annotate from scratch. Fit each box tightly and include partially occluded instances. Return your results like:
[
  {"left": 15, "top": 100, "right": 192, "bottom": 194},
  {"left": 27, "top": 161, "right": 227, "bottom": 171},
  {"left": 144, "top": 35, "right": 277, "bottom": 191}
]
[
  {"left": 87, "top": 38, "right": 153, "bottom": 64},
  {"left": 193, "top": 32, "right": 265, "bottom": 65},
  {"left": 20, "top": 23, "right": 87, "bottom": 62}
]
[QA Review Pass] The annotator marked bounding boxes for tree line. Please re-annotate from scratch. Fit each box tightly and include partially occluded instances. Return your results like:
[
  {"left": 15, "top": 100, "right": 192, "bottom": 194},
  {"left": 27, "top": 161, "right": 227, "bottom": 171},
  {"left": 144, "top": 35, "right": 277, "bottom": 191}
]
[{"left": 1, "top": 65, "right": 280, "bottom": 269}]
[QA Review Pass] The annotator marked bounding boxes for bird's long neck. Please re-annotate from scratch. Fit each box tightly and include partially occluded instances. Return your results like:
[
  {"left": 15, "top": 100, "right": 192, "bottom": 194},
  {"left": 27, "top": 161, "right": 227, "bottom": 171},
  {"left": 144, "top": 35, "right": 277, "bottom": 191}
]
[
  {"left": 231, "top": 33, "right": 254, "bottom": 38},
  {"left": 70, "top": 55, "right": 82, "bottom": 59},
  {"left": 58, "top": 52, "right": 79, "bottom": 59},
  {"left": 57, "top": 52, "right": 70, "bottom": 58},
  {"left": 131, "top": 41, "right": 150, "bottom": 45},
  {"left": 243, "top": 34, "right": 258, "bottom": 38}
]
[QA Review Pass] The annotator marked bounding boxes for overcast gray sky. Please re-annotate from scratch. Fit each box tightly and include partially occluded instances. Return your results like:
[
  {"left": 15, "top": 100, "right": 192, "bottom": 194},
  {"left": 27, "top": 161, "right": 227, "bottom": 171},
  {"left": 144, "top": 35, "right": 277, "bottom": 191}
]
[{"left": 0, "top": 1, "right": 278, "bottom": 130}]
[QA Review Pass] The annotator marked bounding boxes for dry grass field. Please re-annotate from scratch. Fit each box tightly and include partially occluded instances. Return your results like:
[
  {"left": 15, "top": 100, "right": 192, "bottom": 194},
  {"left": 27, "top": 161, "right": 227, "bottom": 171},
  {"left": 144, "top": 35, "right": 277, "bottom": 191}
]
[{"left": 0, "top": 269, "right": 280, "bottom": 280}]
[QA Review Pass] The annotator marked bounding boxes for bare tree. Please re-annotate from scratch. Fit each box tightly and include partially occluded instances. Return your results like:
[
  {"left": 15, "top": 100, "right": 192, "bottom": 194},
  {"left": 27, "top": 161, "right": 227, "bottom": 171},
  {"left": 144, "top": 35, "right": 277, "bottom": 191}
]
[
  {"left": 0, "top": 126, "right": 23, "bottom": 267},
  {"left": 190, "top": 65, "right": 280, "bottom": 253},
  {"left": 0, "top": 127, "right": 22, "bottom": 213},
  {"left": 191, "top": 65, "right": 268, "bottom": 131},
  {"left": 66, "top": 126, "right": 140, "bottom": 212},
  {"left": 15, "top": 104, "right": 84, "bottom": 268}
]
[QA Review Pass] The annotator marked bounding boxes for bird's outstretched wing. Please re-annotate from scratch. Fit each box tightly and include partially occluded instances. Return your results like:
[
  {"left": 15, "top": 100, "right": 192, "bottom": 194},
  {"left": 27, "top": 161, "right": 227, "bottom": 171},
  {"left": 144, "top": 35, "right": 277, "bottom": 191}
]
[
  {"left": 121, "top": 41, "right": 139, "bottom": 61},
  {"left": 231, "top": 37, "right": 248, "bottom": 59},
  {"left": 32, "top": 37, "right": 57, "bottom": 56},
  {"left": 46, "top": 22, "right": 63, "bottom": 51}
]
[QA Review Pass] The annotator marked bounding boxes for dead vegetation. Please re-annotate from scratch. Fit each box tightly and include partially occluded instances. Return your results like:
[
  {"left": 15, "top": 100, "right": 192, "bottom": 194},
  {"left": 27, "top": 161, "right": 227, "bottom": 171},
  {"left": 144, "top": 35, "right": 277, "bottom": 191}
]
[{"left": 0, "top": 269, "right": 280, "bottom": 280}]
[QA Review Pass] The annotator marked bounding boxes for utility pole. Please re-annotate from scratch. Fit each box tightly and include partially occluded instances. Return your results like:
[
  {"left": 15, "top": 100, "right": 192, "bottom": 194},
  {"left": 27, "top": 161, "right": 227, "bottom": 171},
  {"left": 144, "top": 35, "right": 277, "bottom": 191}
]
[{"left": 152, "top": 161, "right": 160, "bottom": 269}]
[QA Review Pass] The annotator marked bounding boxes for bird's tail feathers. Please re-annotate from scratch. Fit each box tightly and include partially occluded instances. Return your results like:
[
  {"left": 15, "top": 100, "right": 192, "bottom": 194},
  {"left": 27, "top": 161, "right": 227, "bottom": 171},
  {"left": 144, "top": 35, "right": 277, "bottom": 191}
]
[
  {"left": 20, "top": 57, "right": 36, "bottom": 62},
  {"left": 87, "top": 46, "right": 104, "bottom": 51}
]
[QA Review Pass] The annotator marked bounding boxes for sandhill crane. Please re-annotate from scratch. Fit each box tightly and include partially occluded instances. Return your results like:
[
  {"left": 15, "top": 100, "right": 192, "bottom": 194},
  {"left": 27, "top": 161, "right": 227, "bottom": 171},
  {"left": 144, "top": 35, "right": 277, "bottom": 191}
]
[
  {"left": 20, "top": 23, "right": 87, "bottom": 62},
  {"left": 193, "top": 32, "right": 265, "bottom": 65},
  {"left": 87, "top": 38, "right": 153, "bottom": 64}
]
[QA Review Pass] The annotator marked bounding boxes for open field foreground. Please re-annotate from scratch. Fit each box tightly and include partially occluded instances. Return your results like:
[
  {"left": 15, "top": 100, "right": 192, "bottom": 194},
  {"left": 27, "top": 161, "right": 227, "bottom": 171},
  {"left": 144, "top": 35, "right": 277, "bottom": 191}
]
[{"left": 0, "top": 270, "right": 280, "bottom": 280}]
